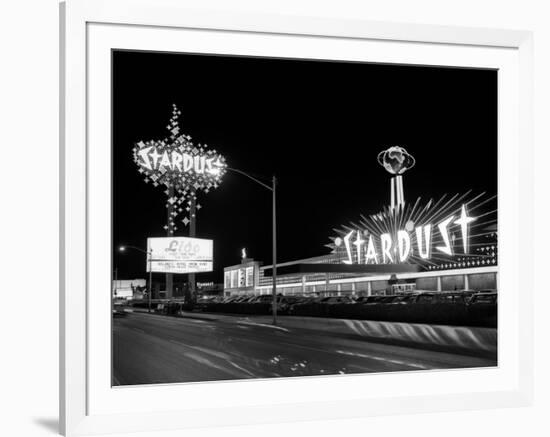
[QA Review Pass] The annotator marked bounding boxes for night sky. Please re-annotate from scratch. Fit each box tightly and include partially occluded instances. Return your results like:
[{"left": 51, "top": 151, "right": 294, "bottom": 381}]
[{"left": 112, "top": 50, "right": 497, "bottom": 282}]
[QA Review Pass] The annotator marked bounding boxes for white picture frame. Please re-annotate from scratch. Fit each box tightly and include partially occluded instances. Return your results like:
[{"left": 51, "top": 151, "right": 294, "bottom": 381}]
[{"left": 60, "top": 0, "right": 534, "bottom": 435}]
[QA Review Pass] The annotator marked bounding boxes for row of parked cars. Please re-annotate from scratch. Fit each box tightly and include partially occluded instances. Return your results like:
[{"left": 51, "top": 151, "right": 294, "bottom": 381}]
[
  {"left": 281, "top": 290, "right": 497, "bottom": 327},
  {"left": 194, "top": 289, "right": 497, "bottom": 315},
  {"left": 118, "top": 290, "right": 496, "bottom": 327}
]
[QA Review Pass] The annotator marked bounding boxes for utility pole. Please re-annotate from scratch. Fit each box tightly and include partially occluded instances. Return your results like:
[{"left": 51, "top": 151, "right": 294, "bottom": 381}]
[
  {"left": 148, "top": 250, "right": 152, "bottom": 313},
  {"left": 226, "top": 167, "right": 278, "bottom": 326},
  {"left": 272, "top": 176, "right": 277, "bottom": 325}
]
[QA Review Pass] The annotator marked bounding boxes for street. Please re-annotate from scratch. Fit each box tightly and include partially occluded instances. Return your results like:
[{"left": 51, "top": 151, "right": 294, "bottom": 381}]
[{"left": 112, "top": 312, "right": 496, "bottom": 386}]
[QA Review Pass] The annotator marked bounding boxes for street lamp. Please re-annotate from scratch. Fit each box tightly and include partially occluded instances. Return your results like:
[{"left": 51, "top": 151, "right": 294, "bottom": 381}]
[
  {"left": 119, "top": 245, "right": 153, "bottom": 313},
  {"left": 227, "top": 168, "right": 278, "bottom": 325}
]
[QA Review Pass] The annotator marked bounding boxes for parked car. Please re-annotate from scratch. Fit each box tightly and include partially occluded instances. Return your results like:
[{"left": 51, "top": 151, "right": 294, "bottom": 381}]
[
  {"left": 223, "top": 296, "right": 247, "bottom": 303},
  {"left": 276, "top": 296, "right": 311, "bottom": 314},
  {"left": 357, "top": 295, "right": 393, "bottom": 305},
  {"left": 287, "top": 296, "right": 323, "bottom": 315},
  {"left": 319, "top": 296, "right": 355, "bottom": 304},
  {"left": 435, "top": 292, "right": 470, "bottom": 304},
  {"left": 467, "top": 291, "right": 497, "bottom": 327},
  {"left": 112, "top": 303, "right": 128, "bottom": 317},
  {"left": 251, "top": 295, "right": 273, "bottom": 303},
  {"left": 194, "top": 296, "right": 219, "bottom": 311},
  {"left": 247, "top": 295, "right": 302, "bottom": 313},
  {"left": 282, "top": 296, "right": 310, "bottom": 306},
  {"left": 468, "top": 292, "right": 497, "bottom": 305},
  {"left": 388, "top": 294, "right": 418, "bottom": 305},
  {"left": 476, "top": 288, "right": 497, "bottom": 294}
]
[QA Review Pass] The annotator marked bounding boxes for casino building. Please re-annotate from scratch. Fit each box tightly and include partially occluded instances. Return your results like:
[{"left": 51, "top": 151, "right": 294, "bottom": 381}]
[{"left": 223, "top": 147, "right": 498, "bottom": 297}]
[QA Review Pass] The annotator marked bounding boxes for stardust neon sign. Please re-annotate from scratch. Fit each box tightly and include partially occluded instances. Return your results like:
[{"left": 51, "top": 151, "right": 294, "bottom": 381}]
[
  {"left": 133, "top": 105, "right": 227, "bottom": 233},
  {"left": 335, "top": 204, "right": 476, "bottom": 265},
  {"left": 136, "top": 145, "right": 225, "bottom": 177}
]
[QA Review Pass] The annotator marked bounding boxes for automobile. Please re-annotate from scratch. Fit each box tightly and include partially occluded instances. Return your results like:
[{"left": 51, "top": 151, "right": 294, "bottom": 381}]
[
  {"left": 112, "top": 303, "right": 128, "bottom": 317},
  {"left": 357, "top": 295, "right": 393, "bottom": 305},
  {"left": 276, "top": 296, "right": 311, "bottom": 314},
  {"left": 319, "top": 296, "right": 355, "bottom": 304},
  {"left": 194, "top": 297, "right": 216, "bottom": 311},
  {"left": 246, "top": 295, "right": 300, "bottom": 312},
  {"left": 237, "top": 296, "right": 254, "bottom": 303},
  {"left": 434, "top": 292, "right": 471, "bottom": 304},
  {"left": 467, "top": 292, "right": 497, "bottom": 327},
  {"left": 280, "top": 296, "right": 309, "bottom": 306},
  {"left": 476, "top": 288, "right": 497, "bottom": 294},
  {"left": 222, "top": 296, "right": 244, "bottom": 303},
  {"left": 353, "top": 296, "right": 369, "bottom": 304},
  {"left": 454, "top": 289, "right": 477, "bottom": 301},
  {"left": 388, "top": 294, "right": 418, "bottom": 305},
  {"left": 410, "top": 291, "right": 475, "bottom": 305},
  {"left": 195, "top": 297, "right": 211, "bottom": 304},
  {"left": 353, "top": 295, "right": 394, "bottom": 303},
  {"left": 468, "top": 292, "right": 497, "bottom": 305},
  {"left": 286, "top": 296, "right": 323, "bottom": 315},
  {"left": 251, "top": 295, "right": 273, "bottom": 303},
  {"left": 414, "top": 292, "right": 441, "bottom": 304}
]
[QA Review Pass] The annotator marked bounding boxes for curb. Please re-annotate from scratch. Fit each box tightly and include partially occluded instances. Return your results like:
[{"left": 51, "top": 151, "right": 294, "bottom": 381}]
[{"left": 130, "top": 309, "right": 497, "bottom": 355}]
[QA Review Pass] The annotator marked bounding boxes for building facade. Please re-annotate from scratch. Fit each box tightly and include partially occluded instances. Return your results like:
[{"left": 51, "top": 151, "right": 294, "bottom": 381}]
[{"left": 224, "top": 254, "right": 497, "bottom": 298}]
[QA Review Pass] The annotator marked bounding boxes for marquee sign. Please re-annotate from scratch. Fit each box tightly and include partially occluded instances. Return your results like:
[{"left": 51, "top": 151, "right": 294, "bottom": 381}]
[
  {"left": 133, "top": 105, "right": 227, "bottom": 233},
  {"left": 147, "top": 236, "right": 213, "bottom": 274},
  {"left": 329, "top": 191, "right": 497, "bottom": 271}
]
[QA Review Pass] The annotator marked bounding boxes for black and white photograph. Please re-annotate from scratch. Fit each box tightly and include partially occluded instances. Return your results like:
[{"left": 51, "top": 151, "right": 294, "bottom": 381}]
[{"left": 111, "top": 50, "right": 498, "bottom": 386}]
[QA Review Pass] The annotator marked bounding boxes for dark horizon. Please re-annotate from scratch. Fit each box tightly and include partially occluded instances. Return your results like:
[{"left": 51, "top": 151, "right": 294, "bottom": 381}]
[{"left": 112, "top": 50, "right": 497, "bottom": 283}]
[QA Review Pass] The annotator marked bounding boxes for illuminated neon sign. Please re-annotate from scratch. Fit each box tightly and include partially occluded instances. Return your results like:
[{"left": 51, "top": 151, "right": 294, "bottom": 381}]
[
  {"left": 135, "top": 145, "right": 225, "bottom": 178},
  {"left": 336, "top": 204, "right": 474, "bottom": 264},
  {"left": 331, "top": 192, "right": 497, "bottom": 269},
  {"left": 133, "top": 105, "right": 227, "bottom": 233}
]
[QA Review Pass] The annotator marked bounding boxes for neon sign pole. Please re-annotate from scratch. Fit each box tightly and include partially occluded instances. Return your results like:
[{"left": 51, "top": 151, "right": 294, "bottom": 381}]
[
  {"left": 377, "top": 146, "right": 415, "bottom": 209},
  {"left": 134, "top": 105, "right": 227, "bottom": 297}
]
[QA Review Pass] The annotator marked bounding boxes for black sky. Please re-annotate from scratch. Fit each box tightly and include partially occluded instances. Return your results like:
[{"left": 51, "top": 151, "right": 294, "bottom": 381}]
[{"left": 112, "top": 50, "right": 497, "bottom": 282}]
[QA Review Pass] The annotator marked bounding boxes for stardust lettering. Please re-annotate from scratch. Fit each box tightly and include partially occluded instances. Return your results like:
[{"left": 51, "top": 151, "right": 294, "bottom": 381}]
[
  {"left": 137, "top": 146, "right": 224, "bottom": 176},
  {"left": 339, "top": 205, "right": 476, "bottom": 264}
]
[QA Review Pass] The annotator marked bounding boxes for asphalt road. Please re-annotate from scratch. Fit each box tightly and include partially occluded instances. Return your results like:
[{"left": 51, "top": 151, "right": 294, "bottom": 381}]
[{"left": 113, "top": 312, "right": 496, "bottom": 386}]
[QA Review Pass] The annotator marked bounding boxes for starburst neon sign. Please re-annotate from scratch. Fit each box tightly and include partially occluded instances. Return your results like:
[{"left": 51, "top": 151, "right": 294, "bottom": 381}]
[
  {"left": 337, "top": 206, "right": 474, "bottom": 264},
  {"left": 330, "top": 192, "right": 497, "bottom": 269}
]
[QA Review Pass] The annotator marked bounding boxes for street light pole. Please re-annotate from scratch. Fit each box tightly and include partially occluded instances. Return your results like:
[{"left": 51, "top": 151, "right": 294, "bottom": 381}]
[
  {"left": 272, "top": 176, "right": 277, "bottom": 325},
  {"left": 119, "top": 245, "right": 153, "bottom": 313},
  {"left": 147, "top": 249, "right": 152, "bottom": 313},
  {"left": 227, "top": 167, "right": 278, "bottom": 325}
]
